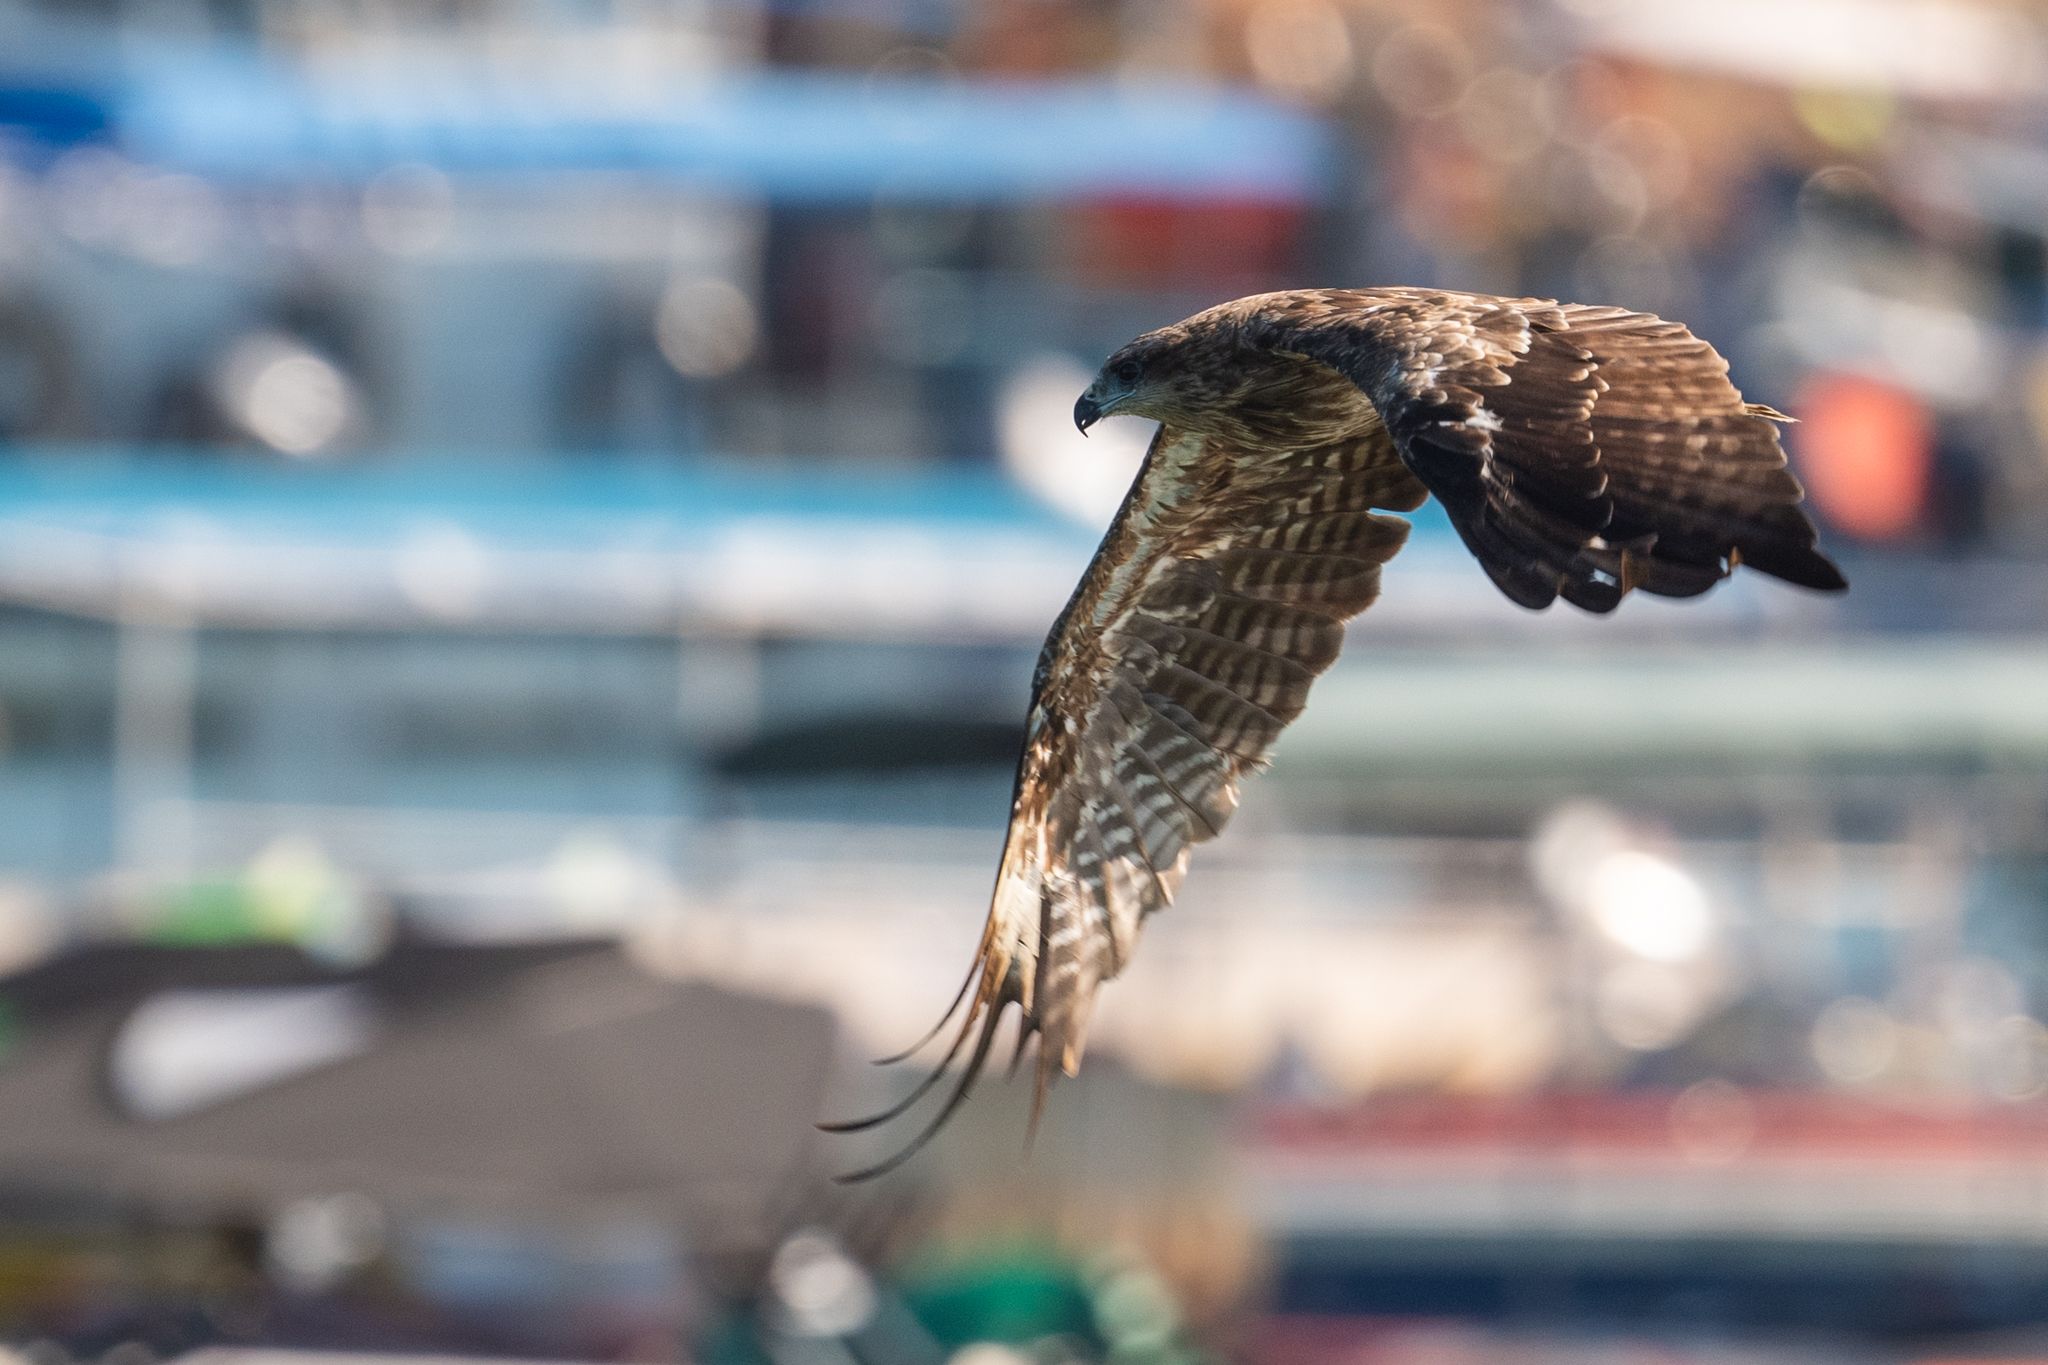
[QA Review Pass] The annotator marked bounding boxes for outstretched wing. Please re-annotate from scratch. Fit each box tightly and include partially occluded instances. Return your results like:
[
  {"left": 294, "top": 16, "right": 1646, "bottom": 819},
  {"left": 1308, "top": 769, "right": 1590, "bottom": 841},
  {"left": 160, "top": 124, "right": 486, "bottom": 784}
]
[
  {"left": 823, "top": 422, "right": 1425, "bottom": 1179},
  {"left": 1253, "top": 289, "right": 1846, "bottom": 611},
  {"left": 826, "top": 288, "right": 1848, "bottom": 1177}
]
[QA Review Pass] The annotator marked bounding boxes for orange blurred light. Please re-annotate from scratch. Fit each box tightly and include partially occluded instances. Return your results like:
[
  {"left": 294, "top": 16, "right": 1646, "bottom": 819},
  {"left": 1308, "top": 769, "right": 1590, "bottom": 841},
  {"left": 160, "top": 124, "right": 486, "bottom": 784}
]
[{"left": 1793, "top": 370, "right": 1932, "bottom": 541}]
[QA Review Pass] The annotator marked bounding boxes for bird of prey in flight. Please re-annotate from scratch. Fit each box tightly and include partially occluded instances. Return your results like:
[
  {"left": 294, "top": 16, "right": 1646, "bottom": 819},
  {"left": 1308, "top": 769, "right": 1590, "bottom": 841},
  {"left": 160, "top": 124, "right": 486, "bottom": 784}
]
[{"left": 825, "top": 287, "right": 1846, "bottom": 1179}]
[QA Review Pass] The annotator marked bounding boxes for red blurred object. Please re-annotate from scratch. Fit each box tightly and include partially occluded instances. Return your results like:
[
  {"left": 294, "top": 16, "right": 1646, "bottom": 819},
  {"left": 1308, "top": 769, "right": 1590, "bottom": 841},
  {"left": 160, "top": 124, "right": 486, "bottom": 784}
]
[
  {"left": 1258, "top": 1090, "right": 2048, "bottom": 1163},
  {"left": 1793, "top": 370, "right": 1933, "bottom": 541},
  {"left": 1071, "top": 196, "right": 1306, "bottom": 287}
]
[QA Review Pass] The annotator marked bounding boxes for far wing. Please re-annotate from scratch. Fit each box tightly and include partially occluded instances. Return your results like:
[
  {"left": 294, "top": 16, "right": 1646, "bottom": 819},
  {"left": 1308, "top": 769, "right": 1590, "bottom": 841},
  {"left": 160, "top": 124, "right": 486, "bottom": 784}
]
[
  {"left": 825, "top": 422, "right": 1425, "bottom": 1179},
  {"left": 1255, "top": 289, "right": 1846, "bottom": 611}
]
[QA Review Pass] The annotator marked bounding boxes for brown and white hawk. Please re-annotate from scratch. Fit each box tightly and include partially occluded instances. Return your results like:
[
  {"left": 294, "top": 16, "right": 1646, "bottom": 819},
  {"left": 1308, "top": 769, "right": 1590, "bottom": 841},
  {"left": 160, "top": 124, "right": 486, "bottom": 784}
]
[{"left": 825, "top": 287, "right": 1846, "bottom": 1178}]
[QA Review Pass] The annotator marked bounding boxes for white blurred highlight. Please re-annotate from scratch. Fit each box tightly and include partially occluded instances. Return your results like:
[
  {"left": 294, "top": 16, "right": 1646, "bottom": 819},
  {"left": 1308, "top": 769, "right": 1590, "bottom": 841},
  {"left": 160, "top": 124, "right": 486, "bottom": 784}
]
[
  {"left": 767, "top": 1229, "right": 877, "bottom": 1338},
  {"left": 656, "top": 276, "right": 758, "bottom": 379},
  {"left": 545, "top": 827, "right": 660, "bottom": 930},
  {"left": 1586, "top": 849, "right": 1714, "bottom": 964},
  {"left": 1533, "top": 802, "right": 1726, "bottom": 1052},
  {"left": 214, "top": 332, "right": 361, "bottom": 457},
  {"left": 999, "top": 354, "right": 1151, "bottom": 528},
  {"left": 394, "top": 522, "right": 491, "bottom": 620},
  {"left": 110, "top": 987, "right": 380, "bottom": 1120},
  {"left": 1582, "top": 0, "right": 2047, "bottom": 101},
  {"left": 267, "top": 1193, "right": 386, "bottom": 1293}
]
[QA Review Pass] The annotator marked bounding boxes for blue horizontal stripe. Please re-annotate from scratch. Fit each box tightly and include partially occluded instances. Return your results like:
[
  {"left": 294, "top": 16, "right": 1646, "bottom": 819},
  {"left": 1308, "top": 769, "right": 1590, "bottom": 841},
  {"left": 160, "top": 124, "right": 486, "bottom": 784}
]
[{"left": 110, "top": 64, "right": 1332, "bottom": 202}]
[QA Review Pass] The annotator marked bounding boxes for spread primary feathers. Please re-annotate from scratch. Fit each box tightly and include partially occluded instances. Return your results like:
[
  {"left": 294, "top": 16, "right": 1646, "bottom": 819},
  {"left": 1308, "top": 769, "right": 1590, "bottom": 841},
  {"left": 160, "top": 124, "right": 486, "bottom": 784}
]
[{"left": 824, "top": 287, "right": 1846, "bottom": 1179}]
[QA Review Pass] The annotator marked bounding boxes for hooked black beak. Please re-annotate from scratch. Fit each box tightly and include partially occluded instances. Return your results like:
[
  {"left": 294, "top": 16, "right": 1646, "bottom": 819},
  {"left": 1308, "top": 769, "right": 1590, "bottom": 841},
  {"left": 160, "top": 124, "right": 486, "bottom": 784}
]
[{"left": 1073, "top": 393, "right": 1102, "bottom": 435}]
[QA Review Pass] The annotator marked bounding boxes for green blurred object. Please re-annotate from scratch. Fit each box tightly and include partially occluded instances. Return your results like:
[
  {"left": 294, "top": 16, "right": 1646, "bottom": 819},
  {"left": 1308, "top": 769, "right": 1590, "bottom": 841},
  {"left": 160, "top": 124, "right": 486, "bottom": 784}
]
[
  {"left": 900, "top": 1246, "right": 1100, "bottom": 1349},
  {"left": 698, "top": 1244, "right": 1215, "bottom": 1365},
  {"left": 0, "top": 997, "right": 20, "bottom": 1063},
  {"left": 138, "top": 840, "right": 368, "bottom": 956},
  {"left": 143, "top": 877, "right": 285, "bottom": 946},
  {"left": 698, "top": 1248, "right": 1100, "bottom": 1362}
]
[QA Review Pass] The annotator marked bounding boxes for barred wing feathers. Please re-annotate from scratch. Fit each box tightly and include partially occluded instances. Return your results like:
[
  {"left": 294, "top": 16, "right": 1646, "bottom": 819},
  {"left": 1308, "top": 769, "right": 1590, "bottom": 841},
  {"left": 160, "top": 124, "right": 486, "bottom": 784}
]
[
  {"left": 1254, "top": 289, "right": 1845, "bottom": 612},
  {"left": 823, "top": 423, "right": 1426, "bottom": 1180},
  {"left": 827, "top": 289, "right": 1845, "bottom": 1179}
]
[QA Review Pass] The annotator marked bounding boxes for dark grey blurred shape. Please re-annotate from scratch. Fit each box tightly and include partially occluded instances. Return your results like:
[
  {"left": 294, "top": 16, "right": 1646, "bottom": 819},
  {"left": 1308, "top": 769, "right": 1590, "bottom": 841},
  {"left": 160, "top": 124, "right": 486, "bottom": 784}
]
[
  {"left": 0, "top": 288, "right": 83, "bottom": 440},
  {"left": 0, "top": 937, "right": 838, "bottom": 1235}
]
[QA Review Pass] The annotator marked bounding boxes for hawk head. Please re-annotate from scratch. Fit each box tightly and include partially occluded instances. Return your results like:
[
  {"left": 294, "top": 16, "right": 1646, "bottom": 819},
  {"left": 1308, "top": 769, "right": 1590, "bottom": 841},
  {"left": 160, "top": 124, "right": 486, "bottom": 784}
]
[
  {"left": 1076, "top": 337, "right": 1164, "bottom": 434},
  {"left": 1074, "top": 307, "right": 1315, "bottom": 441},
  {"left": 1075, "top": 325, "right": 1235, "bottom": 434}
]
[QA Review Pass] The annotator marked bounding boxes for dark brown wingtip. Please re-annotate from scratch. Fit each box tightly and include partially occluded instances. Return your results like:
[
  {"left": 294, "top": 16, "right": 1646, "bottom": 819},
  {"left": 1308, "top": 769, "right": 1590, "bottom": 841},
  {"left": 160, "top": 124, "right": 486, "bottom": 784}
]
[
  {"left": 1736, "top": 540, "right": 1849, "bottom": 594},
  {"left": 817, "top": 996, "right": 990, "bottom": 1135},
  {"left": 1023, "top": 1035, "right": 1058, "bottom": 1154},
  {"left": 830, "top": 996, "right": 1012, "bottom": 1184},
  {"left": 1006, "top": 1013, "right": 1038, "bottom": 1080},
  {"left": 814, "top": 1076, "right": 945, "bottom": 1135},
  {"left": 1804, "top": 551, "right": 1849, "bottom": 592}
]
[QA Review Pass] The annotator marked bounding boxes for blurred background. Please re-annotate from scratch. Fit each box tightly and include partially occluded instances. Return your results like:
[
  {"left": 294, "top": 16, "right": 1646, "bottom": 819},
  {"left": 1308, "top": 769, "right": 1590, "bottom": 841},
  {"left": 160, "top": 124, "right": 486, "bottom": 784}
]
[{"left": 1, "top": 0, "right": 2047, "bottom": 1361}]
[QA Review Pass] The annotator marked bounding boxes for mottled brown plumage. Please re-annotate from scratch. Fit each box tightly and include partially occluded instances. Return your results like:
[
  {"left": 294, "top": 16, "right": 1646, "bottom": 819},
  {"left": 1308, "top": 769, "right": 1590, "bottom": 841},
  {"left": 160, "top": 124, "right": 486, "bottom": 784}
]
[{"left": 823, "top": 288, "right": 1845, "bottom": 1179}]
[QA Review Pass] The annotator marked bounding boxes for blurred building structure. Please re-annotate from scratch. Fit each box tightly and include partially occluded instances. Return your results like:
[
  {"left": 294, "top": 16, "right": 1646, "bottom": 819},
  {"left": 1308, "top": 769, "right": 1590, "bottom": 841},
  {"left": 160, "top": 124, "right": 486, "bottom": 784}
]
[{"left": 3, "top": 0, "right": 2048, "bottom": 1362}]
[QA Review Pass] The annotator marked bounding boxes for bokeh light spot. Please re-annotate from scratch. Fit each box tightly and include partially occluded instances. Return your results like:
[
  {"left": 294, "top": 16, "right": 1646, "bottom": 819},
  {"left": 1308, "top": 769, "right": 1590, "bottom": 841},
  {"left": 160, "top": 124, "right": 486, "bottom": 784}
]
[
  {"left": 656, "top": 276, "right": 758, "bottom": 379},
  {"left": 1795, "top": 371, "right": 1932, "bottom": 541}
]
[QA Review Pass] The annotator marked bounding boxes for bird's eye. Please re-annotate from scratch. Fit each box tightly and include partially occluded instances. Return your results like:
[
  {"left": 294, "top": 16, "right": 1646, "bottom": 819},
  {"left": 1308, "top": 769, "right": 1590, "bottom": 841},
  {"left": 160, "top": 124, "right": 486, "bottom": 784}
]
[{"left": 1115, "top": 360, "right": 1142, "bottom": 385}]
